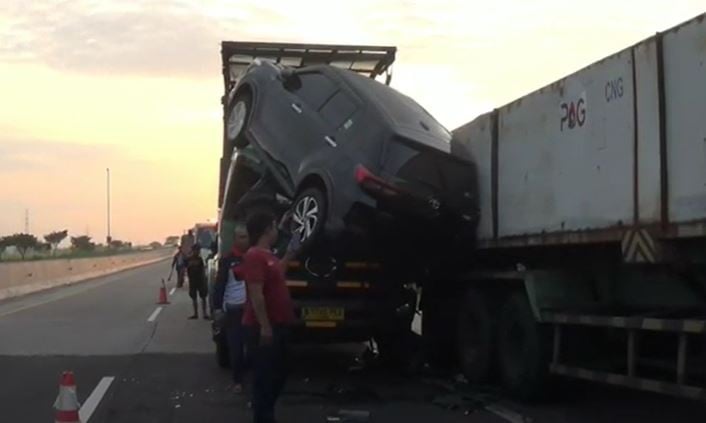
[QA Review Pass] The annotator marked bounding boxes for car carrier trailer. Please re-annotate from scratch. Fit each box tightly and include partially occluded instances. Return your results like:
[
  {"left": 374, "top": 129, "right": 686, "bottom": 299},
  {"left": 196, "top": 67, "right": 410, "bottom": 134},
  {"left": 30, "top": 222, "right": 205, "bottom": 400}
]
[{"left": 215, "top": 42, "right": 416, "bottom": 352}]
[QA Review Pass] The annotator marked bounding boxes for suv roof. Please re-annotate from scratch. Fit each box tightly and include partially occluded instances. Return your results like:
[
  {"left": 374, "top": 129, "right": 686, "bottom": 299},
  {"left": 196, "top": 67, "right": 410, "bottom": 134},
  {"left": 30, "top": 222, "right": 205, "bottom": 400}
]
[{"left": 221, "top": 41, "right": 397, "bottom": 89}]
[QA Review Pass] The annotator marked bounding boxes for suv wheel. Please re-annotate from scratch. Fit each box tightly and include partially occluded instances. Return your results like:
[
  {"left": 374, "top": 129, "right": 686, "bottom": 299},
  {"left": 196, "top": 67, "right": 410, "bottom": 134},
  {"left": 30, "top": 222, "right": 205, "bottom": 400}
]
[
  {"left": 227, "top": 93, "right": 251, "bottom": 148},
  {"left": 291, "top": 187, "right": 327, "bottom": 249}
]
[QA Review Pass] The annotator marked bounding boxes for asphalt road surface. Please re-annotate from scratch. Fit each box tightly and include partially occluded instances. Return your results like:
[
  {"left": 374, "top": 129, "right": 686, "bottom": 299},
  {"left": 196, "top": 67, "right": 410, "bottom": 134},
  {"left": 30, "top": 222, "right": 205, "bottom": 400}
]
[{"left": 1, "top": 260, "right": 704, "bottom": 422}]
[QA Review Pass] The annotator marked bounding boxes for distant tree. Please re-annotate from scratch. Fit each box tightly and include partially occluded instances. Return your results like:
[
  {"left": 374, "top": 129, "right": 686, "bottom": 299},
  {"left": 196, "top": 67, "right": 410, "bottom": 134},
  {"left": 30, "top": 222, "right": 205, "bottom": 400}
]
[
  {"left": 71, "top": 235, "right": 95, "bottom": 251},
  {"left": 37, "top": 242, "right": 52, "bottom": 252},
  {"left": 5, "top": 233, "right": 39, "bottom": 260},
  {"left": 165, "top": 236, "right": 179, "bottom": 246},
  {"left": 109, "top": 239, "right": 125, "bottom": 249},
  {"left": 0, "top": 236, "right": 8, "bottom": 261},
  {"left": 149, "top": 241, "right": 162, "bottom": 249},
  {"left": 44, "top": 230, "right": 68, "bottom": 256}
]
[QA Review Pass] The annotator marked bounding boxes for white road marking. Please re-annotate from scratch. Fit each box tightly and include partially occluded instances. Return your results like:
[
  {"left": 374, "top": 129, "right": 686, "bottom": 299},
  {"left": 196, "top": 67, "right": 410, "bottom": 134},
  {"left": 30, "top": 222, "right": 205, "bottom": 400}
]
[
  {"left": 79, "top": 376, "right": 115, "bottom": 422},
  {"left": 169, "top": 287, "right": 176, "bottom": 296},
  {"left": 147, "top": 306, "right": 163, "bottom": 322}
]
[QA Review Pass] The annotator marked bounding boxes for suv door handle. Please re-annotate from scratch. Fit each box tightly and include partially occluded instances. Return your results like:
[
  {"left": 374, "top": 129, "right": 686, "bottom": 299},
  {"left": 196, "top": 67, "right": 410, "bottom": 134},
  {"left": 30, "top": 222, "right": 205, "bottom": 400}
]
[
  {"left": 324, "top": 136, "right": 338, "bottom": 147},
  {"left": 291, "top": 103, "right": 302, "bottom": 114}
]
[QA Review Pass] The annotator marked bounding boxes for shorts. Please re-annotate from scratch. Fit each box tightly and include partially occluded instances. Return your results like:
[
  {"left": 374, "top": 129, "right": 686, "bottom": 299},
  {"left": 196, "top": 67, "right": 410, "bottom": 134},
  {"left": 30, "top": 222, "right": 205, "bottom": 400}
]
[{"left": 189, "top": 278, "right": 208, "bottom": 299}]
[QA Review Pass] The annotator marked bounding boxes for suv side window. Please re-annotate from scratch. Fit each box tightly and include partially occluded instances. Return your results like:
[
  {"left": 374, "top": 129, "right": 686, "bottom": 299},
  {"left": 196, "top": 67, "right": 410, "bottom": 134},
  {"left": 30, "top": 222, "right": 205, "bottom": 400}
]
[
  {"left": 320, "top": 91, "right": 357, "bottom": 130},
  {"left": 292, "top": 72, "right": 337, "bottom": 111}
]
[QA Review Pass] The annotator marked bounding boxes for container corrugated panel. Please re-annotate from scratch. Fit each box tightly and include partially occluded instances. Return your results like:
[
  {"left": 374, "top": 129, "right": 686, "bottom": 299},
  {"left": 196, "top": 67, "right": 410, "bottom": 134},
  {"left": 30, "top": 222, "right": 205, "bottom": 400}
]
[
  {"left": 451, "top": 13, "right": 706, "bottom": 246},
  {"left": 663, "top": 16, "right": 706, "bottom": 224},
  {"left": 452, "top": 113, "right": 494, "bottom": 240},
  {"left": 633, "top": 39, "right": 662, "bottom": 224},
  {"left": 496, "top": 49, "right": 636, "bottom": 237}
]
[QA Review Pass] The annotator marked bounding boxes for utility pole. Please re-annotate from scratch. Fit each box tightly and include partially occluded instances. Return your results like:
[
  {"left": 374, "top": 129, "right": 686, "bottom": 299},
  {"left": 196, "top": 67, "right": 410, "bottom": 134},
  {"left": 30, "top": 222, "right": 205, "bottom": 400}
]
[
  {"left": 24, "top": 209, "right": 29, "bottom": 233},
  {"left": 106, "top": 168, "right": 112, "bottom": 245}
]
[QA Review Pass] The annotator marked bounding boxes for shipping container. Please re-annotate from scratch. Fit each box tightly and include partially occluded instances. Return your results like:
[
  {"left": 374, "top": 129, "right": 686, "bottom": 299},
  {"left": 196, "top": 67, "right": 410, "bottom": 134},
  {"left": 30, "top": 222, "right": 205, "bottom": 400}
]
[
  {"left": 452, "top": 13, "right": 706, "bottom": 254},
  {"left": 436, "top": 14, "right": 706, "bottom": 402}
]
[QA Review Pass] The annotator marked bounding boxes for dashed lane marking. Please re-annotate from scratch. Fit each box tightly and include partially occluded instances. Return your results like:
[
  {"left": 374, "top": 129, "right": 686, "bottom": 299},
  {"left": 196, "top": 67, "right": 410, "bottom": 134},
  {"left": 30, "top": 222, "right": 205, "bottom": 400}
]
[
  {"left": 79, "top": 376, "right": 115, "bottom": 422},
  {"left": 147, "top": 307, "right": 163, "bottom": 322}
]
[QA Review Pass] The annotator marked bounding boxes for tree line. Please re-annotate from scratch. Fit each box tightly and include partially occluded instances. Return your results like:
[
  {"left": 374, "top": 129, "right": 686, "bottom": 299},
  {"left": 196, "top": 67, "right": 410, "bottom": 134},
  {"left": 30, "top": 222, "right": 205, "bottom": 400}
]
[{"left": 0, "top": 230, "right": 132, "bottom": 261}]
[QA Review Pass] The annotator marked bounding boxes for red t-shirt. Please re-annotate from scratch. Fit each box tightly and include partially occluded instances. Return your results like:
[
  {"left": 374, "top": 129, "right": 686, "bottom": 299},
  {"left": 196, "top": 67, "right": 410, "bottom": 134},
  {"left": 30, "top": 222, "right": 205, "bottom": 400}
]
[{"left": 242, "top": 247, "right": 295, "bottom": 326}]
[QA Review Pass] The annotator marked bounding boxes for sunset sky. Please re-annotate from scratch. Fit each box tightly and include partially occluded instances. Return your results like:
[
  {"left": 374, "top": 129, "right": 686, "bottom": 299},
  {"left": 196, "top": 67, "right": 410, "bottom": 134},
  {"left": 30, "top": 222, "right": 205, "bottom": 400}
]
[{"left": 1, "top": 1, "right": 704, "bottom": 245}]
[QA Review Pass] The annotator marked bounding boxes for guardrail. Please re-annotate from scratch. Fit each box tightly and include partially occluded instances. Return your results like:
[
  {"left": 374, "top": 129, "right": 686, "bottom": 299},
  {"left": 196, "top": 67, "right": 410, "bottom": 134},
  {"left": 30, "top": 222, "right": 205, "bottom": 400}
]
[{"left": 0, "top": 249, "right": 171, "bottom": 301}]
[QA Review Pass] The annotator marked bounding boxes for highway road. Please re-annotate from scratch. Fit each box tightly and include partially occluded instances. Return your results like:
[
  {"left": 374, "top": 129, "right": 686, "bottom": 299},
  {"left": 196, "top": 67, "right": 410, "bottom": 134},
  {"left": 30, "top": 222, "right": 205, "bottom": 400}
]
[{"left": 1, "top": 260, "right": 704, "bottom": 422}]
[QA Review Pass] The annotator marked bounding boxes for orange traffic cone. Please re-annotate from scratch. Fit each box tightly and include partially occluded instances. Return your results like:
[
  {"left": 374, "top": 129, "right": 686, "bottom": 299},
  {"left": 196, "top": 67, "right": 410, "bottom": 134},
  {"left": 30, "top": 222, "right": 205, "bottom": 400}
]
[
  {"left": 157, "top": 278, "right": 170, "bottom": 305},
  {"left": 54, "top": 371, "right": 81, "bottom": 423}
]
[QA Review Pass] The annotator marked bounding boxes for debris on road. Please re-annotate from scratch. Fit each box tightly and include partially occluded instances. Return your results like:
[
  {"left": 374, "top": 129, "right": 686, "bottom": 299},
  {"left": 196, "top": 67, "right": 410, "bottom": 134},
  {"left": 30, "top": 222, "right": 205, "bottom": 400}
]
[
  {"left": 326, "top": 408, "right": 371, "bottom": 422},
  {"left": 326, "top": 381, "right": 380, "bottom": 403},
  {"left": 485, "top": 404, "right": 532, "bottom": 423}
]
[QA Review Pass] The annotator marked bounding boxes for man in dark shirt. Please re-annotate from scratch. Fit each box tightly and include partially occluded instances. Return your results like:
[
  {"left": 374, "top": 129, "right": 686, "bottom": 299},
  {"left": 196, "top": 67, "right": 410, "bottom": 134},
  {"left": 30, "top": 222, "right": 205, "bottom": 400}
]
[
  {"left": 169, "top": 247, "right": 186, "bottom": 288},
  {"left": 242, "top": 211, "right": 299, "bottom": 423},
  {"left": 186, "top": 245, "right": 209, "bottom": 320}
]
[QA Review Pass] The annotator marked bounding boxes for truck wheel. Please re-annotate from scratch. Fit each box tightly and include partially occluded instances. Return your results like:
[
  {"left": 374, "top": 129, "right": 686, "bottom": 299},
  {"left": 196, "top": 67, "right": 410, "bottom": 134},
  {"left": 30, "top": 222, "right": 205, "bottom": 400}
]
[
  {"left": 227, "top": 92, "right": 251, "bottom": 149},
  {"left": 457, "top": 289, "right": 494, "bottom": 383},
  {"left": 497, "top": 292, "right": 548, "bottom": 400},
  {"left": 422, "top": 296, "right": 457, "bottom": 369},
  {"left": 291, "top": 187, "right": 327, "bottom": 250},
  {"left": 216, "top": 337, "right": 230, "bottom": 368}
]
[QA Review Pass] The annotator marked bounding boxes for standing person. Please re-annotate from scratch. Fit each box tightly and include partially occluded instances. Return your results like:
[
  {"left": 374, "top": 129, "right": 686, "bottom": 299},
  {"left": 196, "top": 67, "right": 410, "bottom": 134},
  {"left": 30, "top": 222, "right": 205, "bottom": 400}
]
[
  {"left": 186, "top": 245, "right": 210, "bottom": 320},
  {"left": 170, "top": 247, "right": 186, "bottom": 288},
  {"left": 242, "top": 211, "right": 299, "bottom": 423},
  {"left": 213, "top": 224, "right": 249, "bottom": 393}
]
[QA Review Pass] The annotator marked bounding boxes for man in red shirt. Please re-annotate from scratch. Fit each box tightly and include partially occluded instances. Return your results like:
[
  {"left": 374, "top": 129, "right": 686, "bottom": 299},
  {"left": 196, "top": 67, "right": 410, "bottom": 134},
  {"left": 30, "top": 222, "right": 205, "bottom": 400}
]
[{"left": 242, "top": 211, "right": 299, "bottom": 423}]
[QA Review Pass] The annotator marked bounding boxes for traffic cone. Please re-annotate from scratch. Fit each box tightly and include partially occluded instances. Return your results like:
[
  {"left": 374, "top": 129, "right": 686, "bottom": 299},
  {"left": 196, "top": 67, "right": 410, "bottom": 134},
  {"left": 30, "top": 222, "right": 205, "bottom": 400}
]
[
  {"left": 54, "top": 371, "right": 81, "bottom": 423},
  {"left": 157, "top": 278, "right": 170, "bottom": 305}
]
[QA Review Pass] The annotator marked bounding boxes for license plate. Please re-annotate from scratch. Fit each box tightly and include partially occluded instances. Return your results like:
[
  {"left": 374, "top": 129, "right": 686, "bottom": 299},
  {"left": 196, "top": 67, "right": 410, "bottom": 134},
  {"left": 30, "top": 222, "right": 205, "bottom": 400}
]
[{"left": 301, "top": 307, "right": 345, "bottom": 321}]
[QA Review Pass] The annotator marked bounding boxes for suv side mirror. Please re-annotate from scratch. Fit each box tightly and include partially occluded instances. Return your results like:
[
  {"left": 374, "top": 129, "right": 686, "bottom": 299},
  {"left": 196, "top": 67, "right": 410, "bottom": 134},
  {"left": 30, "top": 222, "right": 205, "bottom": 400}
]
[{"left": 280, "top": 68, "right": 301, "bottom": 91}]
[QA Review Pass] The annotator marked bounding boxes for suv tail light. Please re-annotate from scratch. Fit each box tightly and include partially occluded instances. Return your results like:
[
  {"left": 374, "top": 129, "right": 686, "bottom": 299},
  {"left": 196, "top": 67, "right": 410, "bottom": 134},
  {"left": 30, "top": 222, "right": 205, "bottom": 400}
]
[{"left": 355, "top": 165, "right": 400, "bottom": 197}]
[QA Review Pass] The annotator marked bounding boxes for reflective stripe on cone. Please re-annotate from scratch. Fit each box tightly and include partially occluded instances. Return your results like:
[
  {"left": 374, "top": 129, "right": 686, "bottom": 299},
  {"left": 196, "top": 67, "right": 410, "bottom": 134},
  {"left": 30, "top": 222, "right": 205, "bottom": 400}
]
[{"left": 54, "top": 371, "right": 81, "bottom": 423}]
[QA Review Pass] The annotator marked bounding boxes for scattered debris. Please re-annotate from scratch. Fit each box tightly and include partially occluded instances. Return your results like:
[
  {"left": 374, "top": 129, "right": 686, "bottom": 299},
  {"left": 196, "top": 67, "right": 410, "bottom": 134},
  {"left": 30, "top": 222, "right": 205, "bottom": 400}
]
[
  {"left": 325, "top": 382, "right": 380, "bottom": 402},
  {"left": 431, "top": 394, "right": 462, "bottom": 411},
  {"left": 326, "top": 409, "right": 371, "bottom": 422},
  {"left": 485, "top": 404, "right": 532, "bottom": 423},
  {"left": 432, "top": 393, "right": 491, "bottom": 414},
  {"left": 454, "top": 374, "right": 468, "bottom": 384},
  {"left": 421, "top": 377, "right": 456, "bottom": 393}
]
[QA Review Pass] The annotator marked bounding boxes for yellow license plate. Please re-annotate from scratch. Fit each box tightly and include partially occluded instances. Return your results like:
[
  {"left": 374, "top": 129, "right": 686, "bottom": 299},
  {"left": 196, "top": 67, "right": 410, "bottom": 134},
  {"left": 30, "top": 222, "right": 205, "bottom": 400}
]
[{"left": 301, "top": 307, "right": 345, "bottom": 321}]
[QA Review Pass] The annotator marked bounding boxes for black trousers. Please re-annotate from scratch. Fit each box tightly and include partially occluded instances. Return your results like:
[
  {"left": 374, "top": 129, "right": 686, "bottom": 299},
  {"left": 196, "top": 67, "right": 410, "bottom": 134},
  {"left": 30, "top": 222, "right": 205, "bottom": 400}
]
[
  {"left": 225, "top": 305, "right": 247, "bottom": 384},
  {"left": 247, "top": 325, "right": 290, "bottom": 423}
]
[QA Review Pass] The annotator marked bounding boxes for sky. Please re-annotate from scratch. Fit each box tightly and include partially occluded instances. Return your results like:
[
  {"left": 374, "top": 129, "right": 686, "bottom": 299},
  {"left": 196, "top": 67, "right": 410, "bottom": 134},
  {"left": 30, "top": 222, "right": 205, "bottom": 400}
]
[{"left": 0, "top": 0, "right": 704, "bottom": 245}]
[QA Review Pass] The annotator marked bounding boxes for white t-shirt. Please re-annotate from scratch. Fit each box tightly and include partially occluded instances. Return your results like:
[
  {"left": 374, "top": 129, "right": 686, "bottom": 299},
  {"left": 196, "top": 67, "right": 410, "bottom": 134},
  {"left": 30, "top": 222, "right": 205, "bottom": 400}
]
[{"left": 223, "top": 267, "right": 246, "bottom": 309}]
